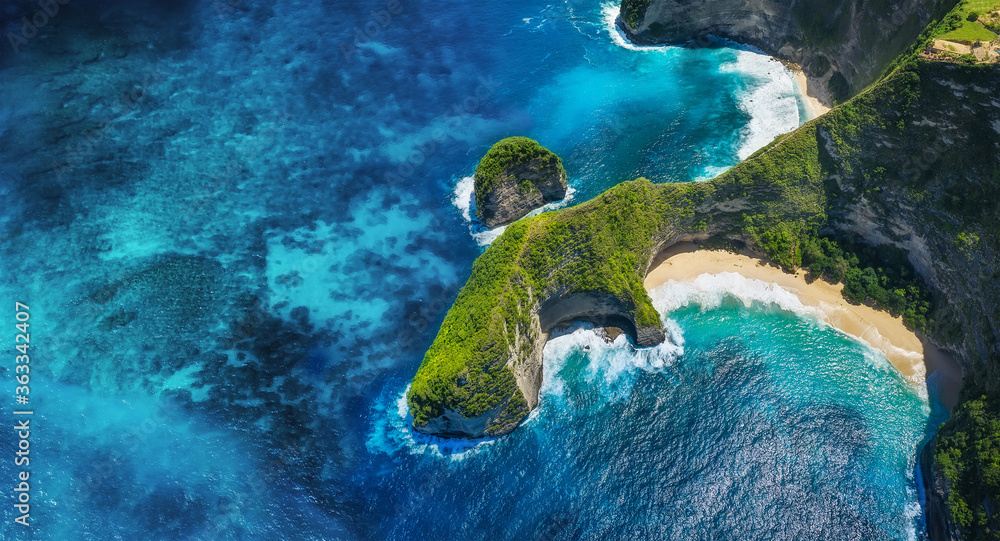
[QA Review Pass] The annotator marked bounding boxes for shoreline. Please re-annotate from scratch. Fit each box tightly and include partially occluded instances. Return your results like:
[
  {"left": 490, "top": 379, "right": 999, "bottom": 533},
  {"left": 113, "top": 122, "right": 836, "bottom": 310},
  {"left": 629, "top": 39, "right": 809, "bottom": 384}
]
[
  {"left": 608, "top": 10, "right": 832, "bottom": 120},
  {"left": 644, "top": 243, "right": 963, "bottom": 410},
  {"left": 790, "top": 66, "right": 832, "bottom": 119}
]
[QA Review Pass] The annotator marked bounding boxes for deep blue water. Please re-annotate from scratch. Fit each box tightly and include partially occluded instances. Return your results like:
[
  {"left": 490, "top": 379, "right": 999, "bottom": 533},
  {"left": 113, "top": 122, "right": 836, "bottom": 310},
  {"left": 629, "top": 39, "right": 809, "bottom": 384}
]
[{"left": 0, "top": 0, "right": 945, "bottom": 539}]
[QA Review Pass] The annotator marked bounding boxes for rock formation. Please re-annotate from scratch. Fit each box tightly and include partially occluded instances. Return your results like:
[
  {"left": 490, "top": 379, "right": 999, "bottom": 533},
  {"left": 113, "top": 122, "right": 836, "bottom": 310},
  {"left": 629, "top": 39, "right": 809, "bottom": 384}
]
[
  {"left": 618, "top": 0, "right": 948, "bottom": 105},
  {"left": 474, "top": 137, "right": 568, "bottom": 228},
  {"left": 409, "top": 63, "right": 998, "bottom": 505},
  {"left": 410, "top": 2, "right": 1000, "bottom": 535}
]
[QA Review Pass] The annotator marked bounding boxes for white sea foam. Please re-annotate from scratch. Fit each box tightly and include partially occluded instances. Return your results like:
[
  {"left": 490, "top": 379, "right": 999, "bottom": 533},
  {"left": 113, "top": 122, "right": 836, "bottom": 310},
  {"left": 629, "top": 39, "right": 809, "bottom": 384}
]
[
  {"left": 452, "top": 175, "right": 576, "bottom": 246},
  {"left": 650, "top": 272, "right": 929, "bottom": 390},
  {"left": 371, "top": 322, "right": 684, "bottom": 457},
  {"left": 452, "top": 175, "right": 475, "bottom": 222},
  {"left": 649, "top": 272, "right": 822, "bottom": 319},
  {"left": 373, "top": 273, "right": 924, "bottom": 458},
  {"left": 471, "top": 226, "right": 507, "bottom": 246},
  {"left": 602, "top": 1, "right": 802, "bottom": 168},
  {"left": 541, "top": 321, "right": 685, "bottom": 405},
  {"left": 692, "top": 164, "right": 734, "bottom": 182},
  {"left": 451, "top": 176, "right": 508, "bottom": 245},
  {"left": 366, "top": 384, "right": 496, "bottom": 460},
  {"left": 903, "top": 496, "right": 923, "bottom": 541},
  {"left": 602, "top": 2, "right": 665, "bottom": 52},
  {"left": 720, "top": 51, "right": 801, "bottom": 160}
]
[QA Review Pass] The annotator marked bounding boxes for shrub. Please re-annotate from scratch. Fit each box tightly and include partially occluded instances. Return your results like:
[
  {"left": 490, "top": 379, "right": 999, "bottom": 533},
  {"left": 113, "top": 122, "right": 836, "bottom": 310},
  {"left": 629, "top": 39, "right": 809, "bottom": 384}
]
[{"left": 620, "top": 0, "right": 653, "bottom": 28}]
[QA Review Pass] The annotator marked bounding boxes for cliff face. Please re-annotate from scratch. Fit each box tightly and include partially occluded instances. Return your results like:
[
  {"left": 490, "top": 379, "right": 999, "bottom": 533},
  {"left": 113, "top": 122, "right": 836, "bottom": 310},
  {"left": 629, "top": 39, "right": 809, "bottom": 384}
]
[
  {"left": 615, "top": 0, "right": 1000, "bottom": 534},
  {"left": 816, "top": 64, "right": 999, "bottom": 539},
  {"left": 408, "top": 60, "right": 1000, "bottom": 536},
  {"left": 821, "top": 65, "right": 1000, "bottom": 373},
  {"left": 408, "top": 124, "right": 828, "bottom": 439},
  {"left": 474, "top": 137, "right": 568, "bottom": 229},
  {"left": 412, "top": 288, "right": 668, "bottom": 439},
  {"left": 619, "top": 0, "right": 953, "bottom": 104},
  {"left": 476, "top": 157, "right": 568, "bottom": 228},
  {"left": 923, "top": 442, "right": 964, "bottom": 541}
]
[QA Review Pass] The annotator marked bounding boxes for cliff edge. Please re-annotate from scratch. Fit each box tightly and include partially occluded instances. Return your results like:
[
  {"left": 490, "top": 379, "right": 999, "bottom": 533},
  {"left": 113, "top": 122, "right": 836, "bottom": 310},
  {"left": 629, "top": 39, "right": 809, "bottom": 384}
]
[{"left": 618, "top": 0, "right": 955, "bottom": 105}]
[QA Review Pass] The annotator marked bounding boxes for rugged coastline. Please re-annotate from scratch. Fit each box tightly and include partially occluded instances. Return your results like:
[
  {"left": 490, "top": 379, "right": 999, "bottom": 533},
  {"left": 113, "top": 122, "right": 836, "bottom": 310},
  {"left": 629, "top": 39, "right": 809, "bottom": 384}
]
[
  {"left": 408, "top": 0, "right": 1000, "bottom": 536},
  {"left": 617, "top": 0, "right": 954, "bottom": 105},
  {"left": 473, "top": 137, "right": 568, "bottom": 229},
  {"left": 408, "top": 58, "right": 1000, "bottom": 537}
]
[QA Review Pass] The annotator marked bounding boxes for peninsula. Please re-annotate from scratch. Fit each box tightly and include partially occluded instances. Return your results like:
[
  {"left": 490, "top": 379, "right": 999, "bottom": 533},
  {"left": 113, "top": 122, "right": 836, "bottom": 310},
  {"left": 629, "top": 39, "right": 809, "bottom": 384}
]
[{"left": 408, "top": 0, "right": 1000, "bottom": 538}]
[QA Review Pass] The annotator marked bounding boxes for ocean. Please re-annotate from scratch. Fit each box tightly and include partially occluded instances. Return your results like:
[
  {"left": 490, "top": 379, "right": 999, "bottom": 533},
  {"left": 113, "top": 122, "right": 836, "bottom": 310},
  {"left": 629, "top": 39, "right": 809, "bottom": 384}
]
[{"left": 0, "top": 0, "right": 945, "bottom": 538}]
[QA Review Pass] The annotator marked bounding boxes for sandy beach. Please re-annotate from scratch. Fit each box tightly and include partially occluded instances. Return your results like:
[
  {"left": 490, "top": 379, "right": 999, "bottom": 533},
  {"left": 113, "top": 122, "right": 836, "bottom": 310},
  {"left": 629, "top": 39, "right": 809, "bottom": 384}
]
[
  {"left": 792, "top": 68, "right": 831, "bottom": 119},
  {"left": 644, "top": 243, "right": 963, "bottom": 409}
]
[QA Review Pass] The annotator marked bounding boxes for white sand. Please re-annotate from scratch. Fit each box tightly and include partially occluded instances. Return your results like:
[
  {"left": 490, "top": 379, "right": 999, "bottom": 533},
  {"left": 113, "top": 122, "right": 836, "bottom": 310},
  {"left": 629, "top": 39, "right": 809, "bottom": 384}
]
[
  {"left": 644, "top": 243, "right": 963, "bottom": 408},
  {"left": 792, "top": 68, "right": 831, "bottom": 119}
]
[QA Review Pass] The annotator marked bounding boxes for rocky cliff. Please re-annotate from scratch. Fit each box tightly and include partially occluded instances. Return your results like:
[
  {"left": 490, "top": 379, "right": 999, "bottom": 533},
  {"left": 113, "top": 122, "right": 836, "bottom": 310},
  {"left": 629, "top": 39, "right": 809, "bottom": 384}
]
[
  {"left": 618, "top": 0, "right": 955, "bottom": 104},
  {"left": 408, "top": 60, "right": 1000, "bottom": 537},
  {"left": 924, "top": 442, "right": 965, "bottom": 541},
  {"left": 819, "top": 63, "right": 1000, "bottom": 539},
  {"left": 615, "top": 0, "right": 1000, "bottom": 536},
  {"left": 474, "top": 136, "right": 568, "bottom": 229}
]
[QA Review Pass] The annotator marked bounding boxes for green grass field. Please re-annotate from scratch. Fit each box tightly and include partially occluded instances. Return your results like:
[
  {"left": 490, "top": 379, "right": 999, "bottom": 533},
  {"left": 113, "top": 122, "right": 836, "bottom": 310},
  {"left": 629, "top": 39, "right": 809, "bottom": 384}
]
[
  {"left": 967, "top": 0, "right": 1000, "bottom": 14},
  {"left": 940, "top": 20, "right": 998, "bottom": 42},
  {"left": 934, "top": 0, "right": 1000, "bottom": 43}
]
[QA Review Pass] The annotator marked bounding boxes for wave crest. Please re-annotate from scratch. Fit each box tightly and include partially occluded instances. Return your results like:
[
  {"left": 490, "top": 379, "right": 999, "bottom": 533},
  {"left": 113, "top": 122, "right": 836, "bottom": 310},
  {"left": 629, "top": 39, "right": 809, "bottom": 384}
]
[{"left": 452, "top": 175, "right": 575, "bottom": 246}]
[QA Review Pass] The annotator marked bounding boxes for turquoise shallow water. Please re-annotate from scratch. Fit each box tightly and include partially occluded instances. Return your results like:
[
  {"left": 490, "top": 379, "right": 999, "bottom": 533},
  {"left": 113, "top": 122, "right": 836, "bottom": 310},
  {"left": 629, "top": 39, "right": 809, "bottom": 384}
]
[{"left": 0, "top": 0, "right": 944, "bottom": 538}]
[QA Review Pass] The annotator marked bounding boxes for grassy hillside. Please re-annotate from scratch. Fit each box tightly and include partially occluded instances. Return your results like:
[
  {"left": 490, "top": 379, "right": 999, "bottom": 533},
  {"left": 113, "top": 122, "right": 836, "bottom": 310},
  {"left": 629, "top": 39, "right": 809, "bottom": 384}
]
[{"left": 940, "top": 21, "right": 997, "bottom": 42}]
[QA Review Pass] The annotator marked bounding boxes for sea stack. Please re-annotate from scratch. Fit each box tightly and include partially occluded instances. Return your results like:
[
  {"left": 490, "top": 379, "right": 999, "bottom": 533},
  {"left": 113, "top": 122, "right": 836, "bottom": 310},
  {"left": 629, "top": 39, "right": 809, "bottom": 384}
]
[{"left": 474, "top": 137, "right": 568, "bottom": 228}]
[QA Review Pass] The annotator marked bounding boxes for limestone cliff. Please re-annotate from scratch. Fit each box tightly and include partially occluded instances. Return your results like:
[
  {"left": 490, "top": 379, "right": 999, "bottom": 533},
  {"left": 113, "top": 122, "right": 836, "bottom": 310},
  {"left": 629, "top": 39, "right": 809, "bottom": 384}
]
[
  {"left": 923, "top": 443, "right": 964, "bottom": 541},
  {"left": 816, "top": 64, "right": 1000, "bottom": 538},
  {"left": 408, "top": 61, "right": 1000, "bottom": 539},
  {"left": 618, "top": 0, "right": 954, "bottom": 104},
  {"left": 474, "top": 137, "right": 568, "bottom": 229},
  {"left": 410, "top": 287, "right": 666, "bottom": 439}
]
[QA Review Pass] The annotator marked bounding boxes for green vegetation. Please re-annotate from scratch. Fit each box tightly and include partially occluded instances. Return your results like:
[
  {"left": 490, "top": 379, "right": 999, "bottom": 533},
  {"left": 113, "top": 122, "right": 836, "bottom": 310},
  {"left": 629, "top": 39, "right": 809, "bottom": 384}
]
[
  {"left": 407, "top": 219, "right": 535, "bottom": 428},
  {"left": 749, "top": 222, "right": 933, "bottom": 331},
  {"left": 473, "top": 136, "right": 564, "bottom": 204},
  {"left": 828, "top": 56, "right": 1000, "bottom": 539},
  {"left": 968, "top": 0, "right": 1000, "bottom": 15},
  {"left": 935, "top": 389, "right": 1000, "bottom": 538},
  {"left": 807, "top": 235, "right": 933, "bottom": 330},
  {"left": 409, "top": 179, "right": 701, "bottom": 429},
  {"left": 414, "top": 11, "right": 1000, "bottom": 536},
  {"left": 940, "top": 20, "right": 998, "bottom": 41},
  {"left": 409, "top": 112, "right": 837, "bottom": 428},
  {"left": 411, "top": 57, "right": 1000, "bottom": 447},
  {"left": 410, "top": 66, "right": 953, "bottom": 434},
  {"left": 935, "top": 0, "right": 1000, "bottom": 41},
  {"left": 620, "top": 0, "right": 652, "bottom": 28}
]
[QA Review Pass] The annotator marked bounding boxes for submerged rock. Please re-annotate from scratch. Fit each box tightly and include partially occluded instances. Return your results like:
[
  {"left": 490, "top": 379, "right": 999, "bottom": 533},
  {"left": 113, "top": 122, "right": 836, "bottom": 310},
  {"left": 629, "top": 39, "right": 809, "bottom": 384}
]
[{"left": 474, "top": 137, "right": 567, "bottom": 228}]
